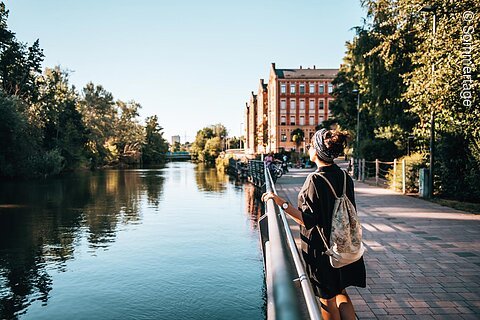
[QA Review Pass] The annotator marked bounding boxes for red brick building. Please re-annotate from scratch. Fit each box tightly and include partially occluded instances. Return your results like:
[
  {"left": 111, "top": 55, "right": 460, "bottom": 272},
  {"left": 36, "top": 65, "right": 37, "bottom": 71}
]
[{"left": 245, "top": 63, "right": 338, "bottom": 154}]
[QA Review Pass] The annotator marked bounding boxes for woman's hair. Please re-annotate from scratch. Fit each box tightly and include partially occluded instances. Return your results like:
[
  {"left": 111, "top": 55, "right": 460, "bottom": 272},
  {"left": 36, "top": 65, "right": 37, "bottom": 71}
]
[
  {"left": 312, "top": 128, "right": 350, "bottom": 163},
  {"left": 323, "top": 130, "right": 350, "bottom": 156}
]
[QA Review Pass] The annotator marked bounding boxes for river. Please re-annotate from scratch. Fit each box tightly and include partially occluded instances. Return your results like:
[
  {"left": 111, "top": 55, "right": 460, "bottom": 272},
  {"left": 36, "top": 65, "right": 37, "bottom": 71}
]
[{"left": 0, "top": 162, "right": 265, "bottom": 320}]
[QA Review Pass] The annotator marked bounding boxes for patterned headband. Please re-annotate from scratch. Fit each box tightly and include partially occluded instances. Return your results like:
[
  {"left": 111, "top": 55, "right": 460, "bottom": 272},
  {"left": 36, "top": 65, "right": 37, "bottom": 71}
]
[{"left": 312, "top": 129, "right": 337, "bottom": 163}]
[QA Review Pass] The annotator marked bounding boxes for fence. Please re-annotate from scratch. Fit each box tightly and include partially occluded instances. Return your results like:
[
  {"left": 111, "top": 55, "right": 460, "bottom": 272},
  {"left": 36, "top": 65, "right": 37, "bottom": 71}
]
[
  {"left": 249, "top": 160, "right": 322, "bottom": 320},
  {"left": 353, "top": 158, "right": 411, "bottom": 194}
]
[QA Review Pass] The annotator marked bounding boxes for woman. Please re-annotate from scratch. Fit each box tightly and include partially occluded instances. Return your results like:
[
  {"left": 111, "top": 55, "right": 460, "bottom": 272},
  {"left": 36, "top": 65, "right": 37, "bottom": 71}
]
[{"left": 262, "top": 129, "right": 366, "bottom": 320}]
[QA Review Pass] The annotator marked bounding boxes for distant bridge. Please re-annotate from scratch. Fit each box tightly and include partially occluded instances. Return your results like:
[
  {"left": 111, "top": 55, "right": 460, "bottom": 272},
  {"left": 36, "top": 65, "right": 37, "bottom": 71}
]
[{"left": 166, "top": 152, "right": 191, "bottom": 161}]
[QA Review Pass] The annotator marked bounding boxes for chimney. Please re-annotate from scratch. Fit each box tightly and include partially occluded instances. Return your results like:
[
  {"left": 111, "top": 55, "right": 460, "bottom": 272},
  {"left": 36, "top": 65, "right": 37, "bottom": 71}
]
[
  {"left": 313, "top": 65, "right": 316, "bottom": 69},
  {"left": 300, "top": 65, "right": 302, "bottom": 69},
  {"left": 271, "top": 62, "right": 276, "bottom": 70}
]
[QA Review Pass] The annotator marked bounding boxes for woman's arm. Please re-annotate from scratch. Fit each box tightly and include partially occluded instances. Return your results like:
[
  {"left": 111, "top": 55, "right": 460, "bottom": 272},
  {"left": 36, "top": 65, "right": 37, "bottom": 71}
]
[{"left": 261, "top": 192, "right": 305, "bottom": 226}]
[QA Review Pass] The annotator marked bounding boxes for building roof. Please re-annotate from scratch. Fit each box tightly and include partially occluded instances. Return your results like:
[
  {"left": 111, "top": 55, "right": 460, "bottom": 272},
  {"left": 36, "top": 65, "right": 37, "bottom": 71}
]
[{"left": 275, "top": 68, "right": 338, "bottom": 79}]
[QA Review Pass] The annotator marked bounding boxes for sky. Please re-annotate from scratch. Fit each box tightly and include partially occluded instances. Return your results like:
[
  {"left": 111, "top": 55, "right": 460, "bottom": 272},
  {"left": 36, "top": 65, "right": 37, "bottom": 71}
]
[{"left": 7, "top": 0, "right": 366, "bottom": 143}]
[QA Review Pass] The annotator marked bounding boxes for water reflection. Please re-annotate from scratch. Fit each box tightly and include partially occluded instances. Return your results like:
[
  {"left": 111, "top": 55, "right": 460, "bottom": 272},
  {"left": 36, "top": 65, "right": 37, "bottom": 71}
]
[
  {"left": 0, "top": 169, "right": 165, "bottom": 319},
  {"left": 194, "top": 164, "right": 227, "bottom": 192},
  {"left": 244, "top": 183, "right": 263, "bottom": 230}
]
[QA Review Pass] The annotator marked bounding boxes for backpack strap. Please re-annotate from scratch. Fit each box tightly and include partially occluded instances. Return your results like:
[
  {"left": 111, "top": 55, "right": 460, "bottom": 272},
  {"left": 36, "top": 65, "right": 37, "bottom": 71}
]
[
  {"left": 316, "top": 226, "right": 331, "bottom": 251},
  {"left": 314, "top": 169, "right": 347, "bottom": 199}
]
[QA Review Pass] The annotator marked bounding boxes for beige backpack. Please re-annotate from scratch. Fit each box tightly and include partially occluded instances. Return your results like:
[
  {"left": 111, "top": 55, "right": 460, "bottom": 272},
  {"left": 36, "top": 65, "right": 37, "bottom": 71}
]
[{"left": 314, "top": 170, "right": 365, "bottom": 268}]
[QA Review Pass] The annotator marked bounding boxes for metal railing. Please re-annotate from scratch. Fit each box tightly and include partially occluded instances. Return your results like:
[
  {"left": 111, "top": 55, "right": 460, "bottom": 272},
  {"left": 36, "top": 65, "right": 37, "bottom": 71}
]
[{"left": 256, "top": 160, "right": 322, "bottom": 320}]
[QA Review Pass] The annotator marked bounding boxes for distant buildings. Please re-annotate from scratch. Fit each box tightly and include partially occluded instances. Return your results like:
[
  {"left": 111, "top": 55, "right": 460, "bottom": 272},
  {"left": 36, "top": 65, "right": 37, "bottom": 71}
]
[
  {"left": 171, "top": 135, "right": 181, "bottom": 145},
  {"left": 245, "top": 63, "right": 338, "bottom": 154}
]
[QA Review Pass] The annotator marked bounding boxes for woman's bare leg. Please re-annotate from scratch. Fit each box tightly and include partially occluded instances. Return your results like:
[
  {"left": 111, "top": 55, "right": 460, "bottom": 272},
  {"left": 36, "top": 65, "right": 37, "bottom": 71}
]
[
  {"left": 319, "top": 297, "right": 341, "bottom": 320},
  {"left": 335, "top": 290, "right": 356, "bottom": 320}
]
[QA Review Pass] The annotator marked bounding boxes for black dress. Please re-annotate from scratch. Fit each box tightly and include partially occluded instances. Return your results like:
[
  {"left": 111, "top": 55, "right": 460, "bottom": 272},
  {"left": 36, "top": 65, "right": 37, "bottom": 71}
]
[{"left": 297, "top": 164, "right": 366, "bottom": 299}]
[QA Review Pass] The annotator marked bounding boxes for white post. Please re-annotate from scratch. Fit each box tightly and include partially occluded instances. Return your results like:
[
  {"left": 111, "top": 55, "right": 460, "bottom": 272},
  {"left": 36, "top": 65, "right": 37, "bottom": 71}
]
[
  {"left": 358, "top": 159, "right": 361, "bottom": 181},
  {"left": 375, "top": 159, "right": 379, "bottom": 186},
  {"left": 361, "top": 159, "right": 366, "bottom": 182},
  {"left": 393, "top": 159, "right": 397, "bottom": 191},
  {"left": 402, "top": 159, "right": 406, "bottom": 194}
]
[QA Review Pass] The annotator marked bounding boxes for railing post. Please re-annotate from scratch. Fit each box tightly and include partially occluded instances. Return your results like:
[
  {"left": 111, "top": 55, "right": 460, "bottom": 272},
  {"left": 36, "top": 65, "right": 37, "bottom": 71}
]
[
  {"left": 361, "top": 159, "right": 366, "bottom": 182},
  {"left": 402, "top": 159, "right": 406, "bottom": 194},
  {"left": 393, "top": 159, "right": 397, "bottom": 191},
  {"left": 357, "top": 158, "right": 361, "bottom": 181},
  {"left": 375, "top": 159, "right": 379, "bottom": 186}
]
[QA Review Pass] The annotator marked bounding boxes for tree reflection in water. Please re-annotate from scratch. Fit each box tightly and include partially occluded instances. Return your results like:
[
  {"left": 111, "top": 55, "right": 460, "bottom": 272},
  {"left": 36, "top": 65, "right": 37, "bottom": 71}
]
[
  {"left": 0, "top": 169, "right": 165, "bottom": 319},
  {"left": 194, "top": 163, "right": 227, "bottom": 193}
]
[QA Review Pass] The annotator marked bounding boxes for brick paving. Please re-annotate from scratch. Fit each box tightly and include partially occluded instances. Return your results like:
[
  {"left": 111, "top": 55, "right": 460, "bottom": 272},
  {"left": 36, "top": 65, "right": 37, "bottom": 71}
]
[{"left": 275, "top": 168, "right": 480, "bottom": 320}]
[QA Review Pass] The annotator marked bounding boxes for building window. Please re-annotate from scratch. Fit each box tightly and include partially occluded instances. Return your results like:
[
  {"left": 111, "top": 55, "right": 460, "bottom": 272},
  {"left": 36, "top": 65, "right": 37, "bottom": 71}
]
[
  {"left": 280, "top": 99, "right": 286, "bottom": 110},
  {"left": 290, "top": 99, "right": 296, "bottom": 112},
  {"left": 280, "top": 83, "right": 286, "bottom": 94},
  {"left": 299, "top": 84, "right": 305, "bottom": 94},
  {"left": 319, "top": 116, "right": 324, "bottom": 124},
  {"left": 319, "top": 100, "right": 324, "bottom": 110},
  {"left": 290, "top": 116, "right": 296, "bottom": 125},
  {"left": 309, "top": 99, "right": 315, "bottom": 110},
  {"left": 328, "top": 83, "right": 333, "bottom": 93},
  {"left": 299, "top": 116, "right": 305, "bottom": 125},
  {"left": 319, "top": 83, "right": 324, "bottom": 94},
  {"left": 280, "top": 116, "right": 286, "bottom": 125},
  {"left": 281, "top": 134, "right": 287, "bottom": 142},
  {"left": 299, "top": 99, "right": 305, "bottom": 110},
  {"left": 290, "top": 84, "right": 296, "bottom": 94},
  {"left": 309, "top": 115, "right": 314, "bottom": 125},
  {"left": 309, "top": 83, "right": 315, "bottom": 94}
]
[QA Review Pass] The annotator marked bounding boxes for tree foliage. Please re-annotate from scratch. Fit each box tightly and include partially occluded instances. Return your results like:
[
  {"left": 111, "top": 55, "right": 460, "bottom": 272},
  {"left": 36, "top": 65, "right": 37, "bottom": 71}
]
[
  {"left": 191, "top": 124, "right": 228, "bottom": 163},
  {"left": 143, "top": 115, "right": 168, "bottom": 164},
  {"left": 0, "top": 3, "right": 170, "bottom": 177},
  {"left": 329, "top": 0, "right": 480, "bottom": 200}
]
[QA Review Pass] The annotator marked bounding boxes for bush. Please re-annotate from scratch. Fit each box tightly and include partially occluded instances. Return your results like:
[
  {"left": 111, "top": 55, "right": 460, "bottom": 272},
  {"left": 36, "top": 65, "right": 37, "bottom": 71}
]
[
  {"left": 435, "top": 133, "right": 480, "bottom": 202},
  {"left": 215, "top": 153, "right": 234, "bottom": 172},
  {"left": 385, "top": 152, "right": 427, "bottom": 193},
  {"left": 30, "top": 149, "right": 65, "bottom": 178}
]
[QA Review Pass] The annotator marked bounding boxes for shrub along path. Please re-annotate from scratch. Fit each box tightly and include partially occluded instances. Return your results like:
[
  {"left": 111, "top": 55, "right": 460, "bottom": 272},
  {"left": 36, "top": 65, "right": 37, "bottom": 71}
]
[{"left": 275, "top": 168, "right": 480, "bottom": 320}]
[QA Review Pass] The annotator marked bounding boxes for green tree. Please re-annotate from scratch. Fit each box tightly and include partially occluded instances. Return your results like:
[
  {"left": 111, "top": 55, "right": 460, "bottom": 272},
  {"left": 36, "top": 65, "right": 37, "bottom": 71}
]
[
  {"left": 191, "top": 124, "right": 227, "bottom": 163},
  {"left": 78, "top": 82, "right": 117, "bottom": 166},
  {"left": 33, "top": 67, "right": 87, "bottom": 169},
  {"left": 332, "top": 0, "right": 480, "bottom": 200},
  {"left": 114, "top": 100, "right": 145, "bottom": 164},
  {"left": 142, "top": 115, "right": 168, "bottom": 164},
  {"left": 291, "top": 128, "right": 305, "bottom": 151},
  {"left": 0, "top": 3, "right": 44, "bottom": 102},
  {"left": 0, "top": 92, "right": 39, "bottom": 177}
]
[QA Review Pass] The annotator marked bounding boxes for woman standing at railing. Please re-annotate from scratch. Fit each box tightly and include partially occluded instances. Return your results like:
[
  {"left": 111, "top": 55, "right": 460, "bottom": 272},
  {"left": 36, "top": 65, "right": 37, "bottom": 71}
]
[{"left": 262, "top": 129, "right": 366, "bottom": 320}]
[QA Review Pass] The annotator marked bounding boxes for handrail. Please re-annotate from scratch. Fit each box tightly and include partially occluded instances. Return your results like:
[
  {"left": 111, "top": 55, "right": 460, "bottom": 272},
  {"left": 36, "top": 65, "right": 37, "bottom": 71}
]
[{"left": 264, "top": 164, "right": 322, "bottom": 320}]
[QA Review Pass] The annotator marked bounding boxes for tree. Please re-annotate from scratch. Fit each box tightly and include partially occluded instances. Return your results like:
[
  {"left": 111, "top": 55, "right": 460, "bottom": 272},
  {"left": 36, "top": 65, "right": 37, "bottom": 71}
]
[
  {"left": 0, "top": 3, "right": 44, "bottom": 102},
  {"left": 32, "top": 67, "right": 87, "bottom": 169},
  {"left": 0, "top": 92, "right": 39, "bottom": 177},
  {"left": 291, "top": 128, "right": 305, "bottom": 152},
  {"left": 113, "top": 100, "right": 144, "bottom": 163},
  {"left": 77, "top": 82, "right": 117, "bottom": 166},
  {"left": 142, "top": 115, "right": 168, "bottom": 164},
  {"left": 191, "top": 124, "right": 228, "bottom": 163},
  {"left": 331, "top": 0, "right": 480, "bottom": 200}
]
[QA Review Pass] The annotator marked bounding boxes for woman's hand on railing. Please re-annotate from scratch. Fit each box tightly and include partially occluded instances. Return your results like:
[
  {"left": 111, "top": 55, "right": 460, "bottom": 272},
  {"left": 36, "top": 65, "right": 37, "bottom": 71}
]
[
  {"left": 261, "top": 192, "right": 285, "bottom": 206},
  {"left": 262, "top": 192, "right": 305, "bottom": 227}
]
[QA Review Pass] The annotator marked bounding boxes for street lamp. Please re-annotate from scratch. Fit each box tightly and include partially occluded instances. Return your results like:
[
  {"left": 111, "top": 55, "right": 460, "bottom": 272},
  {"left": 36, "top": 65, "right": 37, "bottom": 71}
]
[
  {"left": 420, "top": 4, "right": 436, "bottom": 198},
  {"left": 240, "top": 122, "right": 244, "bottom": 150},
  {"left": 352, "top": 89, "right": 360, "bottom": 156}
]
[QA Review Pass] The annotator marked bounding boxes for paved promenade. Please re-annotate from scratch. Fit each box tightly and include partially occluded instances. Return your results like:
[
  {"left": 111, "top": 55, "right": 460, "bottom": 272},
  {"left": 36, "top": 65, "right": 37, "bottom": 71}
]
[{"left": 275, "top": 168, "right": 480, "bottom": 320}]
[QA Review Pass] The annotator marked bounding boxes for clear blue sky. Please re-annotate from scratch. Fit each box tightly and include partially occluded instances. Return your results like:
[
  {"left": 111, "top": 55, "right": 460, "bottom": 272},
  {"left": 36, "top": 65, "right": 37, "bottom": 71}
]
[{"left": 7, "top": 0, "right": 366, "bottom": 143}]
